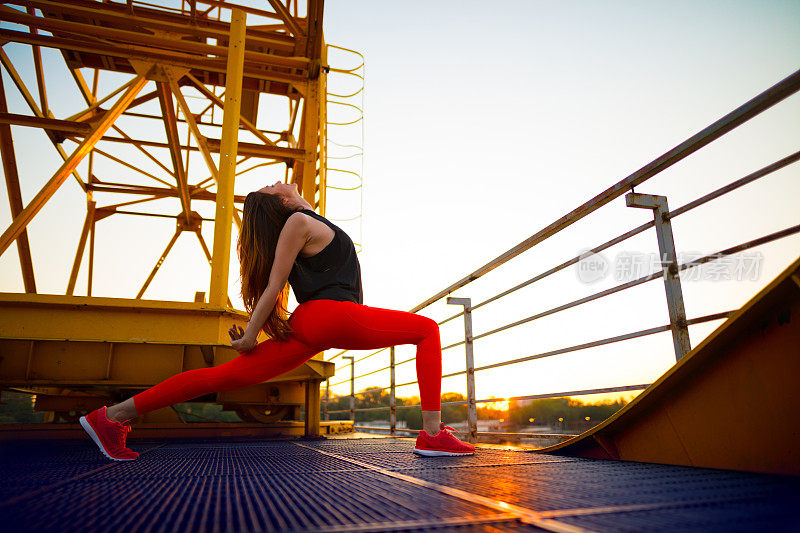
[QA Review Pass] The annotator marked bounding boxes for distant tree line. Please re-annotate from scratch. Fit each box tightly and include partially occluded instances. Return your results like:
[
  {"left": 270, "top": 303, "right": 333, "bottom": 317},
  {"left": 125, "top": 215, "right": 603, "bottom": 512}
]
[
  {"left": 508, "top": 397, "right": 628, "bottom": 429},
  {"left": 325, "top": 387, "right": 473, "bottom": 429},
  {"left": 0, "top": 390, "right": 45, "bottom": 423},
  {"left": 325, "top": 388, "right": 628, "bottom": 430},
  {"left": 0, "top": 388, "right": 628, "bottom": 429}
]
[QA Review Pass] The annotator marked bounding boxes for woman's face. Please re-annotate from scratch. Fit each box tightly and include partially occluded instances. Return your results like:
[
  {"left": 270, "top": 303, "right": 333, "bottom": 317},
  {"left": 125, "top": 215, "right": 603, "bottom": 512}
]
[{"left": 258, "top": 180, "right": 299, "bottom": 201}]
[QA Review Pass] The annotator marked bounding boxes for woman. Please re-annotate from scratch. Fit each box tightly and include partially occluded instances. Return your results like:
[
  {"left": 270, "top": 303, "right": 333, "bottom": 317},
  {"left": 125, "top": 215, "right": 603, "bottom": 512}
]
[{"left": 79, "top": 181, "right": 474, "bottom": 461}]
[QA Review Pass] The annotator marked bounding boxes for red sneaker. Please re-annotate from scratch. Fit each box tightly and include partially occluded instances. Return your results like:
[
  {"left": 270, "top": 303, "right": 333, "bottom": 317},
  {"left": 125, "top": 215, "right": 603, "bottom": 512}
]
[
  {"left": 413, "top": 423, "right": 475, "bottom": 456},
  {"left": 79, "top": 406, "right": 139, "bottom": 461}
]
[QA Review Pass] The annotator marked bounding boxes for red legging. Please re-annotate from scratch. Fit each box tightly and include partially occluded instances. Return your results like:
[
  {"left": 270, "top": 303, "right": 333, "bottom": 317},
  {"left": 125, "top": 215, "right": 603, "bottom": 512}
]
[{"left": 132, "top": 299, "right": 442, "bottom": 415}]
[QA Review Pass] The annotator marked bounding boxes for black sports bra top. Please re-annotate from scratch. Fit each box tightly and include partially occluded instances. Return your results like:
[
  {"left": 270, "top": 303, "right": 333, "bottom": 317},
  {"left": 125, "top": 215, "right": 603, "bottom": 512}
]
[{"left": 288, "top": 209, "right": 363, "bottom": 304}]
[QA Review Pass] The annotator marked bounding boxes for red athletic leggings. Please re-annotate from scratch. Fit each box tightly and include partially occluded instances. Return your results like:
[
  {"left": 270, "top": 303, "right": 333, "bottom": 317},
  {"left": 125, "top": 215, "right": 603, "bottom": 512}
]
[{"left": 132, "top": 299, "right": 442, "bottom": 415}]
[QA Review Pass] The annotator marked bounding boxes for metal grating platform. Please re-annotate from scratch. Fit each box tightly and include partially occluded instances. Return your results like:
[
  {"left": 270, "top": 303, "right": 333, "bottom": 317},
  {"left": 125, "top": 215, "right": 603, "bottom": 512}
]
[{"left": 0, "top": 436, "right": 798, "bottom": 532}]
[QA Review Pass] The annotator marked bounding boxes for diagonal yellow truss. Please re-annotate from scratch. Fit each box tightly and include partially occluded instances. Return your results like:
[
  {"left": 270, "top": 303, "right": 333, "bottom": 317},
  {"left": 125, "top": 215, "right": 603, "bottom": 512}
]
[
  {"left": 0, "top": 0, "right": 329, "bottom": 303},
  {"left": 0, "top": 0, "right": 340, "bottom": 436}
]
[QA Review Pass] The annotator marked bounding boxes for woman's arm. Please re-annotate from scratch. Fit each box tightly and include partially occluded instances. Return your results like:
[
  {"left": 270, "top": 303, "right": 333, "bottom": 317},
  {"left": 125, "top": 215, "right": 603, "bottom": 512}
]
[{"left": 229, "top": 212, "right": 309, "bottom": 352}]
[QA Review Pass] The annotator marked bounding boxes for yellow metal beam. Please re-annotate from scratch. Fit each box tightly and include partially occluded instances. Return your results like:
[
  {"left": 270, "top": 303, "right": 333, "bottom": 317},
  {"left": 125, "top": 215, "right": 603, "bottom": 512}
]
[
  {"left": 110, "top": 125, "right": 176, "bottom": 179},
  {"left": 300, "top": 80, "right": 320, "bottom": 207},
  {"left": 0, "top": 74, "right": 146, "bottom": 258},
  {"left": 0, "top": 28, "right": 305, "bottom": 86},
  {"left": 66, "top": 201, "right": 95, "bottom": 296},
  {"left": 168, "top": 76, "right": 219, "bottom": 184},
  {"left": 0, "top": 72, "right": 36, "bottom": 293},
  {"left": 185, "top": 73, "right": 279, "bottom": 148},
  {"left": 0, "top": 8, "right": 308, "bottom": 70},
  {"left": 0, "top": 292, "right": 244, "bottom": 344},
  {"left": 87, "top": 216, "right": 95, "bottom": 297},
  {"left": 266, "top": 0, "right": 305, "bottom": 38},
  {"left": 318, "top": 41, "right": 328, "bottom": 216},
  {"left": 0, "top": 112, "right": 92, "bottom": 135},
  {"left": 10, "top": 0, "right": 294, "bottom": 51},
  {"left": 0, "top": 48, "right": 86, "bottom": 190},
  {"left": 136, "top": 228, "right": 182, "bottom": 300},
  {"left": 209, "top": 9, "right": 246, "bottom": 308},
  {"left": 25, "top": 5, "right": 50, "bottom": 118},
  {"left": 68, "top": 66, "right": 95, "bottom": 106},
  {"left": 64, "top": 76, "right": 138, "bottom": 122},
  {"left": 90, "top": 146, "right": 174, "bottom": 188},
  {"left": 156, "top": 81, "right": 192, "bottom": 224}
]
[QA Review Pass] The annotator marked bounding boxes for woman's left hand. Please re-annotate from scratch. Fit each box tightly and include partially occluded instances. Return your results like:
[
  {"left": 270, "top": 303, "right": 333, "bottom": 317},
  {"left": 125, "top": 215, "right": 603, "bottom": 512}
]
[{"left": 228, "top": 325, "right": 257, "bottom": 353}]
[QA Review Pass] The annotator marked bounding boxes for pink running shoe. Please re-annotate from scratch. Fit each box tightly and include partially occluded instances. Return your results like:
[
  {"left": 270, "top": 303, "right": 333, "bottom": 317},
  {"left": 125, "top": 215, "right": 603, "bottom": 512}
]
[
  {"left": 79, "top": 406, "right": 139, "bottom": 461},
  {"left": 413, "top": 423, "right": 475, "bottom": 456}
]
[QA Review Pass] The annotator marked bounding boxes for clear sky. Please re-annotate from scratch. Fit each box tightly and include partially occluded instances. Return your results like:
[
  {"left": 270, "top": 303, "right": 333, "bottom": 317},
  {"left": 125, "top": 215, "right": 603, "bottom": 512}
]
[{"left": 1, "top": 1, "right": 798, "bottom": 408}]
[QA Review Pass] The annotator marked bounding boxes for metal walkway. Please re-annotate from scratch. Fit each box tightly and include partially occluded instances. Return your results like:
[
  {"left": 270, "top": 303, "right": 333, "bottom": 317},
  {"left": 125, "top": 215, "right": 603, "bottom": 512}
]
[{"left": 1, "top": 436, "right": 798, "bottom": 532}]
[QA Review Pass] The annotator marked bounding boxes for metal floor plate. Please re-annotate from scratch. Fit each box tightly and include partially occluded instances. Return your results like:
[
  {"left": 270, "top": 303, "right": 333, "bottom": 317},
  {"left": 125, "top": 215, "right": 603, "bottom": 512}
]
[{"left": 0, "top": 436, "right": 798, "bottom": 532}]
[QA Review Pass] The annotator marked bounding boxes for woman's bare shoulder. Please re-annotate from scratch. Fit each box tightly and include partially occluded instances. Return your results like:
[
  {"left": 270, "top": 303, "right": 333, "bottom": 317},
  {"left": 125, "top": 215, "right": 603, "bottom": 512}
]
[
  {"left": 286, "top": 210, "right": 310, "bottom": 224},
  {"left": 286, "top": 210, "right": 333, "bottom": 237}
]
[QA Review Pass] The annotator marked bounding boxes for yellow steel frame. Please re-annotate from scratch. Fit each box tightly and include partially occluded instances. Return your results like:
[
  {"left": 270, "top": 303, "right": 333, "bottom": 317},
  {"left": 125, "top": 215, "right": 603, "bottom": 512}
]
[
  {"left": 0, "top": 0, "right": 329, "bottom": 302},
  {"left": 0, "top": 0, "right": 336, "bottom": 436}
]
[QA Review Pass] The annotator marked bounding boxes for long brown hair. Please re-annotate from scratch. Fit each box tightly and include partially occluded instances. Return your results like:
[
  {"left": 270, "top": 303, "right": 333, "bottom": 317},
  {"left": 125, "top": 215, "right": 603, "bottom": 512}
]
[{"left": 238, "top": 191, "right": 298, "bottom": 341}]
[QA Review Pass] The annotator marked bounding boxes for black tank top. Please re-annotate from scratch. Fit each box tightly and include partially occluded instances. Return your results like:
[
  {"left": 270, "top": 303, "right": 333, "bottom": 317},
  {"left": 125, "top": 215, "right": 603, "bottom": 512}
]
[{"left": 288, "top": 209, "right": 363, "bottom": 304}]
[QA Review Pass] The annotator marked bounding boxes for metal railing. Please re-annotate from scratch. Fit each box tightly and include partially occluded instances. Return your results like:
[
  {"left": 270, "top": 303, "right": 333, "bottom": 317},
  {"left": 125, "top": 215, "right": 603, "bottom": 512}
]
[{"left": 323, "top": 68, "right": 800, "bottom": 442}]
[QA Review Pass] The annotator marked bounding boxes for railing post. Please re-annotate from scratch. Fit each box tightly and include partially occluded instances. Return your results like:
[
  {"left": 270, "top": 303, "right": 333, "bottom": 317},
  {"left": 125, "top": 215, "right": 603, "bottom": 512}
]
[
  {"left": 342, "top": 355, "right": 355, "bottom": 423},
  {"left": 324, "top": 377, "right": 330, "bottom": 421},
  {"left": 626, "top": 193, "right": 691, "bottom": 360},
  {"left": 447, "top": 297, "right": 477, "bottom": 443},
  {"left": 389, "top": 346, "right": 396, "bottom": 436}
]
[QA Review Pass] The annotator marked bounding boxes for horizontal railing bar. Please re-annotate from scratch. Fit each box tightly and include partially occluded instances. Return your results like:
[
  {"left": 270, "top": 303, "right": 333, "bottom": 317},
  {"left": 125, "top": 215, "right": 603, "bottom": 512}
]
[
  {"left": 474, "top": 384, "right": 650, "bottom": 405},
  {"left": 666, "top": 150, "right": 800, "bottom": 221},
  {"left": 351, "top": 426, "right": 577, "bottom": 440},
  {"left": 328, "top": 219, "right": 661, "bottom": 381},
  {"left": 327, "top": 349, "right": 349, "bottom": 362},
  {"left": 327, "top": 209, "right": 798, "bottom": 389},
  {"left": 476, "top": 432, "right": 574, "bottom": 440},
  {"left": 330, "top": 405, "right": 391, "bottom": 413},
  {"left": 443, "top": 311, "right": 732, "bottom": 379},
  {"left": 455, "top": 326, "right": 668, "bottom": 376},
  {"left": 679, "top": 223, "right": 800, "bottom": 272},
  {"left": 326, "top": 346, "right": 389, "bottom": 365},
  {"left": 353, "top": 426, "right": 422, "bottom": 434},
  {"left": 330, "top": 220, "right": 657, "bottom": 376},
  {"left": 329, "top": 384, "right": 653, "bottom": 413},
  {"left": 327, "top": 349, "right": 393, "bottom": 386},
  {"left": 440, "top": 270, "right": 665, "bottom": 351},
  {"left": 324, "top": 152, "right": 799, "bottom": 370},
  {"left": 408, "top": 68, "right": 800, "bottom": 314},
  {"left": 359, "top": 311, "right": 731, "bottom": 391},
  {"left": 438, "top": 219, "right": 657, "bottom": 326},
  {"left": 347, "top": 221, "right": 791, "bottom": 379},
  {"left": 329, "top": 361, "right": 392, "bottom": 386}
]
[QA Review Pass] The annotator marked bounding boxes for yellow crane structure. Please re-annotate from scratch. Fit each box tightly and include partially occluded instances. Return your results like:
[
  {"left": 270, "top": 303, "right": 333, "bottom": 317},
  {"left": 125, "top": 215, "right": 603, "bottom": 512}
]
[{"left": 0, "top": 0, "right": 348, "bottom": 437}]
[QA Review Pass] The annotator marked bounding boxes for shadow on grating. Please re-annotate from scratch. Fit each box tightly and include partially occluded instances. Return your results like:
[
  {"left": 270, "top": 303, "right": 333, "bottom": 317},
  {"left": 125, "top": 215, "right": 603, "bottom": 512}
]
[
  {"left": 0, "top": 439, "right": 125, "bottom": 500},
  {"left": 3, "top": 437, "right": 800, "bottom": 532},
  {"left": 315, "top": 449, "right": 579, "bottom": 471},
  {"left": 553, "top": 496, "right": 800, "bottom": 532},
  {"left": 0, "top": 440, "right": 510, "bottom": 533},
  {"left": 396, "top": 459, "right": 800, "bottom": 511}
]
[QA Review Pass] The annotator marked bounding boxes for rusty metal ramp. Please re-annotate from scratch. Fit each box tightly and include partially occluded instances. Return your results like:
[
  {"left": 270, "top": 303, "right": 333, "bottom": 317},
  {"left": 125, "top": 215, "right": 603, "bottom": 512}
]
[
  {"left": 0, "top": 436, "right": 798, "bottom": 532},
  {"left": 536, "top": 255, "right": 800, "bottom": 476}
]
